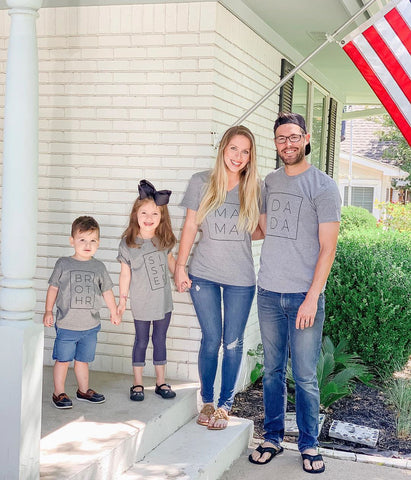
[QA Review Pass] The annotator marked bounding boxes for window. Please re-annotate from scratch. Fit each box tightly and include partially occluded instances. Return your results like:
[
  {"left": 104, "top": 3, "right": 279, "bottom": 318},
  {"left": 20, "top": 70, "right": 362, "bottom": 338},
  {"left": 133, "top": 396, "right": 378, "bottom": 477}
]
[
  {"left": 344, "top": 186, "right": 374, "bottom": 213},
  {"left": 292, "top": 75, "right": 308, "bottom": 118}
]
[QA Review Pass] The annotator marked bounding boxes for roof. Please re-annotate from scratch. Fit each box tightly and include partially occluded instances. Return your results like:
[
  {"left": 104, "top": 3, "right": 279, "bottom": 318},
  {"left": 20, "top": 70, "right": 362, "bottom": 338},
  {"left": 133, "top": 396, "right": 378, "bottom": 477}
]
[
  {"left": 0, "top": 0, "right": 393, "bottom": 104},
  {"left": 340, "top": 114, "right": 397, "bottom": 162}
]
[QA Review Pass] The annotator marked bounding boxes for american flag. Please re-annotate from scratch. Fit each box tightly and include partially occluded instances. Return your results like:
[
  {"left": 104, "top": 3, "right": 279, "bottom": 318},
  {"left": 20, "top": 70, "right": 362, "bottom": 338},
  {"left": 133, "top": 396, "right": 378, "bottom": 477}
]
[{"left": 342, "top": 0, "right": 411, "bottom": 145}]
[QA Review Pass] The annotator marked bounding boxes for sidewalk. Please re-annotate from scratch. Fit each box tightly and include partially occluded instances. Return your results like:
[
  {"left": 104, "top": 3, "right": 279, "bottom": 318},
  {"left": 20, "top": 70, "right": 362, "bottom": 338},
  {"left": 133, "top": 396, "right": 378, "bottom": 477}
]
[{"left": 221, "top": 440, "right": 411, "bottom": 480}]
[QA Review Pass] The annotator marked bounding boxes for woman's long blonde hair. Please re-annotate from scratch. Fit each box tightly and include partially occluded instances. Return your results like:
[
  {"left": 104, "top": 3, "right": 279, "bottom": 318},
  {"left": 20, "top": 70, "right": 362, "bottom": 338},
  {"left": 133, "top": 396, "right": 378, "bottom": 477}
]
[
  {"left": 196, "top": 125, "right": 261, "bottom": 233},
  {"left": 122, "top": 197, "right": 176, "bottom": 250}
]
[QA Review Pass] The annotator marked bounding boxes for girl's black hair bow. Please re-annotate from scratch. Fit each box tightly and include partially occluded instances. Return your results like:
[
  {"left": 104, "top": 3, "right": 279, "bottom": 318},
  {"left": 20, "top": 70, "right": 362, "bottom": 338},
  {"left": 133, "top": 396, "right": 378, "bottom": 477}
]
[{"left": 138, "top": 179, "right": 171, "bottom": 206}]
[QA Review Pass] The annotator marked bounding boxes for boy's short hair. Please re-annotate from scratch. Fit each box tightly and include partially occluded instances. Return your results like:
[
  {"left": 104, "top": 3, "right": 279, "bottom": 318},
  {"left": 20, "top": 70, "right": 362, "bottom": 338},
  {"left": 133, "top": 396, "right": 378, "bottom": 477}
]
[{"left": 71, "top": 216, "right": 100, "bottom": 238}]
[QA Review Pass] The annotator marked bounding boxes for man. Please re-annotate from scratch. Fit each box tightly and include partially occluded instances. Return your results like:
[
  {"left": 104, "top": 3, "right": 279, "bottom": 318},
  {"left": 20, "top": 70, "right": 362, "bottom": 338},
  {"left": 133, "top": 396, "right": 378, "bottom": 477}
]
[{"left": 249, "top": 112, "right": 341, "bottom": 473}]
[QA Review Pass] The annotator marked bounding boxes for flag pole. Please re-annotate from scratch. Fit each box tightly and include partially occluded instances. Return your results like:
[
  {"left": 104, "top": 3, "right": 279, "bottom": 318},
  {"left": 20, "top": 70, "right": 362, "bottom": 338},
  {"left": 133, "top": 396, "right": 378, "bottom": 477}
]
[{"left": 214, "top": 0, "right": 380, "bottom": 146}]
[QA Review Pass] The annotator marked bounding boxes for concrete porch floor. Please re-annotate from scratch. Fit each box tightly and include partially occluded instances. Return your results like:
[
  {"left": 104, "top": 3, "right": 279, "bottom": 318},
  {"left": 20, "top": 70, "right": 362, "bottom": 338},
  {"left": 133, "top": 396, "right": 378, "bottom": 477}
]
[
  {"left": 40, "top": 366, "right": 200, "bottom": 479},
  {"left": 41, "top": 365, "right": 198, "bottom": 439}
]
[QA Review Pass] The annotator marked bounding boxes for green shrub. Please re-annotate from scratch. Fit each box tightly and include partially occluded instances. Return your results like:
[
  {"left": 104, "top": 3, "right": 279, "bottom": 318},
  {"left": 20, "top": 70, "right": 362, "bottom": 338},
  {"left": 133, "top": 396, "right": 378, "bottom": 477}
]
[
  {"left": 247, "top": 343, "right": 264, "bottom": 384},
  {"left": 250, "top": 336, "right": 373, "bottom": 410},
  {"left": 375, "top": 201, "right": 411, "bottom": 232},
  {"left": 286, "top": 336, "right": 373, "bottom": 409},
  {"left": 384, "top": 372, "right": 411, "bottom": 439},
  {"left": 325, "top": 229, "right": 411, "bottom": 374},
  {"left": 339, "top": 206, "right": 377, "bottom": 234}
]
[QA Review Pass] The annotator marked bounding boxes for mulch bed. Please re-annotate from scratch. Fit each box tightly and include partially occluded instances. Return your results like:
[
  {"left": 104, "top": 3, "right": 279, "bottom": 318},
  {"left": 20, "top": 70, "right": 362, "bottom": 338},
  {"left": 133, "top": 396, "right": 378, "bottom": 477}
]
[{"left": 231, "top": 378, "right": 411, "bottom": 459}]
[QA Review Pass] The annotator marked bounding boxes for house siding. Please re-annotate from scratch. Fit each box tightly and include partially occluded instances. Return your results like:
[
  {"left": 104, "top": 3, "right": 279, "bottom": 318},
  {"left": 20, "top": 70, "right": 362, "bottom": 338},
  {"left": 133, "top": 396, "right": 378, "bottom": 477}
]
[{"left": 0, "top": 2, "right": 318, "bottom": 386}]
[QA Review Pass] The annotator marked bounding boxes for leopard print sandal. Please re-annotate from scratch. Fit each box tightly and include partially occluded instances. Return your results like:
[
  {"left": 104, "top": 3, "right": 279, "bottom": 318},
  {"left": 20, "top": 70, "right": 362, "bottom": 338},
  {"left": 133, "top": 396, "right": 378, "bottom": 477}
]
[
  {"left": 196, "top": 404, "right": 215, "bottom": 426},
  {"left": 207, "top": 407, "right": 229, "bottom": 430}
]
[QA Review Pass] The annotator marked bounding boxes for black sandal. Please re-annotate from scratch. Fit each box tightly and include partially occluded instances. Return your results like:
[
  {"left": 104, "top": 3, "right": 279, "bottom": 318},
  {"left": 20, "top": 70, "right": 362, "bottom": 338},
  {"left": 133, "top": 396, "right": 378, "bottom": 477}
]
[
  {"left": 130, "top": 385, "right": 144, "bottom": 401},
  {"left": 155, "top": 383, "right": 176, "bottom": 399},
  {"left": 301, "top": 453, "right": 325, "bottom": 474},
  {"left": 248, "top": 444, "right": 283, "bottom": 465}
]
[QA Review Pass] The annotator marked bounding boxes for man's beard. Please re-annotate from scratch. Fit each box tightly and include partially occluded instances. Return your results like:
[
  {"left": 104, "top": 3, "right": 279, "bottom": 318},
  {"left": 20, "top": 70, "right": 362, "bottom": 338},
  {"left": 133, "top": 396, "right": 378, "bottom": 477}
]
[{"left": 278, "top": 146, "right": 305, "bottom": 166}]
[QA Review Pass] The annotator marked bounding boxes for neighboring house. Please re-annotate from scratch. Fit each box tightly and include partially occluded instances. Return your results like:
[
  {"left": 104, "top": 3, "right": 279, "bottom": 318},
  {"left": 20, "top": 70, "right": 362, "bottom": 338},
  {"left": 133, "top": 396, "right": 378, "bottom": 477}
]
[{"left": 339, "top": 114, "right": 410, "bottom": 218}]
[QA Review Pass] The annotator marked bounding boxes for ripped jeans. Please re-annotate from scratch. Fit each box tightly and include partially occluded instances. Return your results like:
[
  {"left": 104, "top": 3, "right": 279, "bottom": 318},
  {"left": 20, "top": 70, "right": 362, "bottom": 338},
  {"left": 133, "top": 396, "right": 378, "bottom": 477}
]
[{"left": 189, "top": 274, "right": 255, "bottom": 411}]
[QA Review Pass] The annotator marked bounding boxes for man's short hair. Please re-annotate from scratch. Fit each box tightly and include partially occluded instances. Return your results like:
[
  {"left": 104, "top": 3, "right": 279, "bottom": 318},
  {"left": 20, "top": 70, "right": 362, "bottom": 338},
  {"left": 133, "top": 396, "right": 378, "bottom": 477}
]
[
  {"left": 71, "top": 216, "right": 100, "bottom": 238},
  {"left": 274, "top": 112, "right": 311, "bottom": 155}
]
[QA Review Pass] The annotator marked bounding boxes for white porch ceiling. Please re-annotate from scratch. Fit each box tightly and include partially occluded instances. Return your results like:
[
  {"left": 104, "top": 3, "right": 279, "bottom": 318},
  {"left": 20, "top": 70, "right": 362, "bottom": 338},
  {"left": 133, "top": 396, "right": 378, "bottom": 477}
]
[{"left": 0, "top": 0, "right": 392, "bottom": 104}]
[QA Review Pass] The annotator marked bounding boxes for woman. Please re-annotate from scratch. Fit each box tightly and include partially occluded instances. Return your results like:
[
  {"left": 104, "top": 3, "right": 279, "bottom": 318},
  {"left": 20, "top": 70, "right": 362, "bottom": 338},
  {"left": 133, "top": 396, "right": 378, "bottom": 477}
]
[{"left": 174, "top": 125, "right": 261, "bottom": 430}]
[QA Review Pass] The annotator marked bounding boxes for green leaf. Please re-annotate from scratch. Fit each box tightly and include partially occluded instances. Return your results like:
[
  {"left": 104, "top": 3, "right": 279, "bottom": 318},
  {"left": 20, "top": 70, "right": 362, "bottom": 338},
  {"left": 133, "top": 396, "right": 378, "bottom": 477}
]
[{"left": 250, "top": 363, "right": 264, "bottom": 384}]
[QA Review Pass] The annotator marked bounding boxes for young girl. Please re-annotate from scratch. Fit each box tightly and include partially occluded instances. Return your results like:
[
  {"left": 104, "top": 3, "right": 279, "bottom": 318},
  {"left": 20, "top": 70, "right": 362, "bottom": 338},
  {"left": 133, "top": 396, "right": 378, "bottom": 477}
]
[
  {"left": 174, "top": 125, "right": 261, "bottom": 430},
  {"left": 117, "top": 180, "right": 184, "bottom": 401}
]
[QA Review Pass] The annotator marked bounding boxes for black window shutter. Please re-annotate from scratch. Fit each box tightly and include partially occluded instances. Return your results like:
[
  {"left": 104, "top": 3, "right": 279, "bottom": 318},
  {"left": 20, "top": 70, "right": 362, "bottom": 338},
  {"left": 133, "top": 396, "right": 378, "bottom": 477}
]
[
  {"left": 279, "top": 59, "right": 295, "bottom": 113},
  {"left": 277, "top": 59, "right": 295, "bottom": 168},
  {"left": 326, "top": 98, "right": 337, "bottom": 178}
]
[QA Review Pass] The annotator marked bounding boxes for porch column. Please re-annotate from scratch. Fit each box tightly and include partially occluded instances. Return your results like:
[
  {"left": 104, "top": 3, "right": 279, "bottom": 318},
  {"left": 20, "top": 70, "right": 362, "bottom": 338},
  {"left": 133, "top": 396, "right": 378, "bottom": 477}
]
[{"left": 0, "top": 1, "right": 43, "bottom": 479}]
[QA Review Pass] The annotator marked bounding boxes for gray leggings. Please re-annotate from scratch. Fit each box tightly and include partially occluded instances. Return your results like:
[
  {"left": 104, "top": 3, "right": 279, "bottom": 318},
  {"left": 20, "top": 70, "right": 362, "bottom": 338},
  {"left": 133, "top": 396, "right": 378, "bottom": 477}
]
[{"left": 132, "top": 312, "right": 171, "bottom": 366}]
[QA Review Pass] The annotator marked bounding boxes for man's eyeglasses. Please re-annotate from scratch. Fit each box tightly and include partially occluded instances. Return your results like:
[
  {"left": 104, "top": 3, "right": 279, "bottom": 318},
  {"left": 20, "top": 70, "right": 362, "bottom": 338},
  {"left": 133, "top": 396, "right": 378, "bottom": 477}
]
[{"left": 275, "top": 134, "right": 305, "bottom": 144}]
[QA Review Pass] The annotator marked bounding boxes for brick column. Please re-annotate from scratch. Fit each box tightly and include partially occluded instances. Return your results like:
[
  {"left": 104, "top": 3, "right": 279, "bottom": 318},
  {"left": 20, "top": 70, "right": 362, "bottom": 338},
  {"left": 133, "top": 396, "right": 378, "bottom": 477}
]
[{"left": 0, "top": 1, "right": 43, "bottom": 479}]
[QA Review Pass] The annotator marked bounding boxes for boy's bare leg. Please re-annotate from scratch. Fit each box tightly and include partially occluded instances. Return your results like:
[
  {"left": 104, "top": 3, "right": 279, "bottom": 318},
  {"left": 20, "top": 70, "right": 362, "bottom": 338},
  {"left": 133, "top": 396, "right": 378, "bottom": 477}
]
[
  {"left": 74, "top": 360, "right": 89, "bottom": 393},
  {"left": 53, "top": 360, "right": 70, "bottom": 395}
]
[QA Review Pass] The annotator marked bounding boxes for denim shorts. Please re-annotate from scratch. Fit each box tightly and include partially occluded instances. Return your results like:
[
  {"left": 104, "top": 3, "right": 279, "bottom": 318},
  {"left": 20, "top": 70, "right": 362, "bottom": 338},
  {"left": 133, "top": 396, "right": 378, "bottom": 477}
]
[{"left": 52, "top": 324, "right": 101, "bottom": 363}]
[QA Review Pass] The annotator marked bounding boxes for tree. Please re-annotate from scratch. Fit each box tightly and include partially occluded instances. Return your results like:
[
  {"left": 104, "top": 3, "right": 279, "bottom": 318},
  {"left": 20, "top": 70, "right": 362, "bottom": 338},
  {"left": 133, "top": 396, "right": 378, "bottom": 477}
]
[{"left": 378, "top": 116, "right": 411, "bottom": 190}]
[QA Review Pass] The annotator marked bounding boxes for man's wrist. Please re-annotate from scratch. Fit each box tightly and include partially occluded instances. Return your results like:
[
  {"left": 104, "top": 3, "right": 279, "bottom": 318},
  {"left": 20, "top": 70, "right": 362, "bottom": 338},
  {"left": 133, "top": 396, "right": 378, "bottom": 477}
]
[{"left": 306, "top": 290, "right": 320, "bottom": 301}]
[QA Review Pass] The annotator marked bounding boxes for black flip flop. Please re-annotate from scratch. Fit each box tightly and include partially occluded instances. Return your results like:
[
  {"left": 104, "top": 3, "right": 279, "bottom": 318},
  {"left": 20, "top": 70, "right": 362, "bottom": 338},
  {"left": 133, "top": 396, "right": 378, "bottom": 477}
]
[
  {"left": 248, "top": 444, "right": 284, "bottom": 465},
  {"left": 301, "top": 453, "right": 325, "bottom": 474}
]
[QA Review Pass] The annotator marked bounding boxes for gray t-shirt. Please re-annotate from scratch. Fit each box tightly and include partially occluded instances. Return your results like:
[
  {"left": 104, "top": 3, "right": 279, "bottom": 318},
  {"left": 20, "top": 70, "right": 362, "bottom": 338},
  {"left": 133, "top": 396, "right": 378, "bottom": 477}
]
[
  {"left": 258, "top": 166, "right": 341, "bottom": 293},
  {"left": 48, "top": 256, "right": 114, "bottom": 331},
  {"left": 117, "top": 238, "right": 173, "bottom": 321},
  {"left": 181, "top": 170, "right": 255, "bottom": 286}
]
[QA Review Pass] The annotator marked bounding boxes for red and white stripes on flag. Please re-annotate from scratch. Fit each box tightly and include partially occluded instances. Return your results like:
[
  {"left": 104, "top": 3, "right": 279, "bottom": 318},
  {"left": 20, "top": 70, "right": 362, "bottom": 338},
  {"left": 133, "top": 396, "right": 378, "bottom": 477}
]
[{"left": 342, "top": 0, "right": 411, "bottom": 145}]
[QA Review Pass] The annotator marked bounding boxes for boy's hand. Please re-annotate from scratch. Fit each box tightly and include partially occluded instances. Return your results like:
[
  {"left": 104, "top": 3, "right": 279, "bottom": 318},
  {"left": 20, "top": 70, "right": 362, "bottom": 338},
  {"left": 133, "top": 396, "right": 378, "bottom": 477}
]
[
  {"left": 43, "top": 311, "right": 54, "bottom": 327},
  {"left": 111, "top": 310, "right": 121, "bottom": 325}
]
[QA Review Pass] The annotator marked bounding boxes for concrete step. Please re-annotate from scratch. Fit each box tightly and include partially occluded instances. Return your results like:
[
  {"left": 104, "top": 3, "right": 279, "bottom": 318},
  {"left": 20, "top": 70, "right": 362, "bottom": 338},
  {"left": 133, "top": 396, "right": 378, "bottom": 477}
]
[
  {"left": 119, "top": 416, "right": 253, "bottom": 480},
  {"left": 40, "top": 367, "right": 198, "bottom": 480}
]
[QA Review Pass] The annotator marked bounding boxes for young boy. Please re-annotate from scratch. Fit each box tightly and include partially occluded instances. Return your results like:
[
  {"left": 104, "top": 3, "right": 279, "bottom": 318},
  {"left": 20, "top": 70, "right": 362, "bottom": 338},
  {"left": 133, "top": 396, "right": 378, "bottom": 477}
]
[{"left": 43, "top": 216, "right": 121, "bottom": 409}]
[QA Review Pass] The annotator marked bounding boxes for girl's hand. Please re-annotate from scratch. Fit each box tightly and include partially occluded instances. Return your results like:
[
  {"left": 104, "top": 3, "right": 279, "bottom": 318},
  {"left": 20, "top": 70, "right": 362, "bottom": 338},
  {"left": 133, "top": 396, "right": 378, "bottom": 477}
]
[
  {"left": 117, "top": 299, "right": 127, "bottom": 316},
  {"left": 43, "top": 311, "right": 54, "bottom": 327},
  {"left": 174, "top": 265, "right": 191, "bottom": 292},
  {"left": 181, "top": 280, "right": 192, "bottom": 291}
]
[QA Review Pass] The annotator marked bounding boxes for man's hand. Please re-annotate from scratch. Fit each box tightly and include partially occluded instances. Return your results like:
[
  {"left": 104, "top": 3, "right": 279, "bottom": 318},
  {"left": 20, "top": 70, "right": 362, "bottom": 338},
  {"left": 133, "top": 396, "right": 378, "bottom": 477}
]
[{"left": 295, "top": 295, "right": 318, "bottom": 329}]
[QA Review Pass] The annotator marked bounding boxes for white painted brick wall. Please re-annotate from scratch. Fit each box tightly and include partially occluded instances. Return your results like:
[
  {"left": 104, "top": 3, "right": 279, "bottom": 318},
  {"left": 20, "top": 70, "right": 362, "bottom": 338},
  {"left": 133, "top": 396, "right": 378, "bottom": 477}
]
[{"left": 0, "top": 2, "right": 285, "bottom": 387}]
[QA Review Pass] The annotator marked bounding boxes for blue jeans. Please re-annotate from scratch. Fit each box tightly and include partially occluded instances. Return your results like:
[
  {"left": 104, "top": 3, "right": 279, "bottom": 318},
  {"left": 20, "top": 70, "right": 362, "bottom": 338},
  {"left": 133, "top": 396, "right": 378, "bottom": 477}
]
[
  {"left": 257, "top": 287, "right": 325, "bottom": 452},
  {"left": 189, "top": 274, "right": 255, "bottom": 411},
  {"left": 52, "top": 324, "right": 101, "bottom": 363}
]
